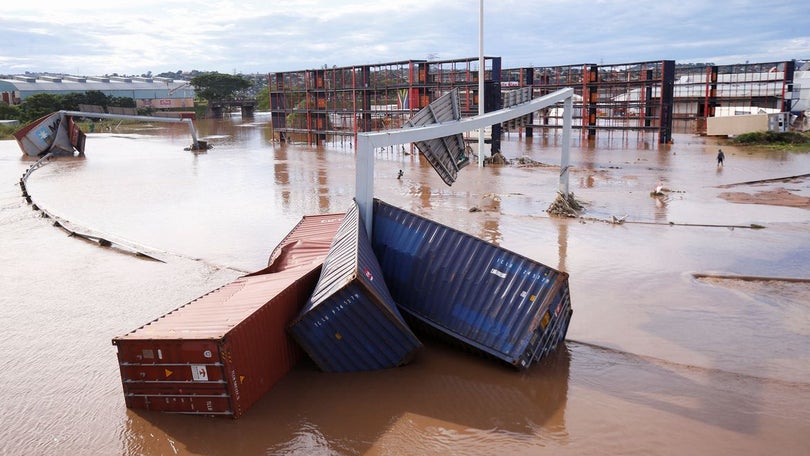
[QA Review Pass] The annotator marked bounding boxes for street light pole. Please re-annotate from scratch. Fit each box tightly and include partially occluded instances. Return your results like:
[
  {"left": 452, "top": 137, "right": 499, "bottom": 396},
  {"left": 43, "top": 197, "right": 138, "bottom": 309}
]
[{"left": 478, "top": 0, "right": 485, "bottom": 167}]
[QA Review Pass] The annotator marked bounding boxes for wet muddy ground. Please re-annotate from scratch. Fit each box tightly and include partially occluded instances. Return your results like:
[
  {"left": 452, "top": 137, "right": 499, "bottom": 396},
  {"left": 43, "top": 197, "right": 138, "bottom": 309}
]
[{"left": 1, "top": 117, "right": 809, "bottom": 455}]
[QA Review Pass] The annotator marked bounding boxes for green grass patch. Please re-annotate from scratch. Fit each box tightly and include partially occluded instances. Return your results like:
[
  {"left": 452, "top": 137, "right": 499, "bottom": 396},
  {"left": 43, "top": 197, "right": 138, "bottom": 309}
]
[
  {"left": 0, "top": 124, "right": 19, "bottom": 140},
  {"left": 731, "top": 131, "right": 810, "bottom": 150}
]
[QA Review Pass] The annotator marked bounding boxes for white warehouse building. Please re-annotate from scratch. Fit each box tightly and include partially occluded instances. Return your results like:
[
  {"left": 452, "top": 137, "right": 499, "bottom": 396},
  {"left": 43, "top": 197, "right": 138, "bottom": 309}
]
[{"left": 0, "top": 74, "right": 194, "bottom": 110}]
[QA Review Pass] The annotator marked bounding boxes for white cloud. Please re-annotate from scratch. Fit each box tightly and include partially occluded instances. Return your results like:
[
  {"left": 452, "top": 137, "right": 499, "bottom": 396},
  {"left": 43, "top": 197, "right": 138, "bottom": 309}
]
[{"left": 0, "top": 0, "right": 808, "bottom": 75}]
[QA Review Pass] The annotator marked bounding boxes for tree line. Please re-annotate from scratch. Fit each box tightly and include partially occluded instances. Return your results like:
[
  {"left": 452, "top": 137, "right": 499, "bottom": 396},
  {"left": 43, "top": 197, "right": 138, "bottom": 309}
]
[
  {"left": 0, "top": 91, "right": 137, "bottom": 123},
  {"left": 0, "top": 72, "right": 268, "bottom": 125}
]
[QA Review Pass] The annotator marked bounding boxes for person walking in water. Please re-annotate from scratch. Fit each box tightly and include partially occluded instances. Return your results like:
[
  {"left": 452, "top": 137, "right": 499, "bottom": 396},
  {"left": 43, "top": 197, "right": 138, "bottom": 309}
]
[{"left": 717, "top": 149, "right": 725, "bottom": 167}]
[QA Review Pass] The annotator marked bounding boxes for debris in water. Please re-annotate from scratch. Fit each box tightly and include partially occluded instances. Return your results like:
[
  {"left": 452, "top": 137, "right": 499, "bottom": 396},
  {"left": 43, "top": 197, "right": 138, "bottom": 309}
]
[
  {"left": 485, "top": 152, "right": 510, "bottom": 165},
  {"left": 547, "top": 192, "right": 584, "bottom": 217},
  {"left": 611, "top": 214, "right": 628, "bottom": 224}
]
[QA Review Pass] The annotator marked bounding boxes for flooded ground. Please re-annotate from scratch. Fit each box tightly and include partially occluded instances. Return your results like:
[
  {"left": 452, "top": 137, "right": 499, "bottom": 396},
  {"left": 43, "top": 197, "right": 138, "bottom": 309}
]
[{"left": 1, "top": 116, "right": 809, "bottom": 455}]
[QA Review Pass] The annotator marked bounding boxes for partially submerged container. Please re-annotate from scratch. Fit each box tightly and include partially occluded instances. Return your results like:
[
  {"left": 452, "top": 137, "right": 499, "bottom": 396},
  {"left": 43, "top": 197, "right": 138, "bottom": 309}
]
[
  {"left": 288, "top": 201, "right": 422, "bottom": 372},
  {"left": 112, "top": 213, "right": 342, "bottom": 418},
  {"left": 371, "top": 199, "right": 572, "bottom": 369},
  {"left": 262, "top": 213, "right": 346, "bottom": 271}
]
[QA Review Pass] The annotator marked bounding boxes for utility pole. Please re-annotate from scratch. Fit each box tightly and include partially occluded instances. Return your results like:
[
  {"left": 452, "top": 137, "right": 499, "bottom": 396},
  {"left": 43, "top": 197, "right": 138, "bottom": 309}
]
[{"left": 478, "top": 0, "right": 485, "bottom": 167}]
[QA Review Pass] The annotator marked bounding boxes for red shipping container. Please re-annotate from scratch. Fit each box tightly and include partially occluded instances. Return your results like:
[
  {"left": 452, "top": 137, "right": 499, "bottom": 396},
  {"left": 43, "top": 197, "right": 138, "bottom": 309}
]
[{"left": 112, "top": 213, "right": 343, "bottom": 418}]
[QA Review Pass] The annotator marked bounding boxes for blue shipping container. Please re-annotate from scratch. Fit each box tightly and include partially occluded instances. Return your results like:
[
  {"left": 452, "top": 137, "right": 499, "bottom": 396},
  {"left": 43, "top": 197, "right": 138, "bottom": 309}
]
[
  {"left": 288, "top": 201, "right": 422, "bottom": 372},
  {"left": 371, "top": 199, "right": 572, "bottom": 369}
]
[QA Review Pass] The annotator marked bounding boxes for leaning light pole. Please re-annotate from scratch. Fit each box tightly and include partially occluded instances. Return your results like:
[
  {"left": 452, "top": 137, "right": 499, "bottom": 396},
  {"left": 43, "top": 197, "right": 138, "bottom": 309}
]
[{"left": 355, "top": 88, "right": 575, "bottom": 236}]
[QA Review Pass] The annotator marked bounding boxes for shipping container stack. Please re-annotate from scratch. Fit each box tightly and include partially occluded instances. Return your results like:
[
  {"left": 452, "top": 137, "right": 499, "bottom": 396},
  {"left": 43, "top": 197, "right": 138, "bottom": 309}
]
[
  {"left": 113, "top": 198, "right": 574, "bottom": 419},
  {"left": 112, "top": 213, "right": 344, "bottom": 418}
]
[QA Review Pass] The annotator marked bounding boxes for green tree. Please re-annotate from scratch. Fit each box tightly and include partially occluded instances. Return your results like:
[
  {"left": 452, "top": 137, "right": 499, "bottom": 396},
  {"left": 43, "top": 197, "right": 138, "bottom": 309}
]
[
  {"left": 190, "top": 72, "right": 251, "bottom": 102},
  {"left": 0, "top": 102, "right": 20, "bottom": 120},
  {"left": 256, "top": 87, "right": 270, "bottom": 111},
  {"left": 19, "top": 93, "right": 61, "bottom": 122},
  {"left": 109, "top": 96, "right": 136, "bottom": 108},
  {"left": 84, "top": 90, "right": 110, "bottom": 106},
  {"left": 59, "top": 92, "right": 87, "bottom": 111}
]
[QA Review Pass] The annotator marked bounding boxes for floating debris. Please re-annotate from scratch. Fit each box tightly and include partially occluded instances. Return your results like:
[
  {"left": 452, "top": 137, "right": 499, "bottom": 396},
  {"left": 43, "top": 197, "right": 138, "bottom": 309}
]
[{"left": 547, "top": 192, "right": 584, "bottom": 217}]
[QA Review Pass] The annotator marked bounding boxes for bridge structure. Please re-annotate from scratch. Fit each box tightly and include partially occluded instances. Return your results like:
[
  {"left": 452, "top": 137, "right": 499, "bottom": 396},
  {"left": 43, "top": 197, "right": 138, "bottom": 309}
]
[{"left": 208, "top": 98, "right": 256, "bottom": 119}]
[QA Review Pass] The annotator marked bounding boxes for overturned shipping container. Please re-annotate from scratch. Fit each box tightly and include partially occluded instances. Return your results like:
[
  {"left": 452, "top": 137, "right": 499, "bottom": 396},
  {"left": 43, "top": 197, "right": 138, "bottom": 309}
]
[
  {"left": 112, "top": 213, "right": 342, "bottom": 418},
  {"left": 289, "top": 201, "right": 422, "bottom": 372},
  {"left": 262, "top": 213, "right": 346, "bottom": 271},
  {"left": 371, "top": 199, "right": 572, "bottom": 369}
]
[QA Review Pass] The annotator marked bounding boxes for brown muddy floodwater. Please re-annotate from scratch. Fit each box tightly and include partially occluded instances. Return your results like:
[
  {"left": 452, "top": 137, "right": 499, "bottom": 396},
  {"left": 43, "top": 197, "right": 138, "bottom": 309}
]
[{"left": 2, "top": 115, "right": 810, "bottom": 455}]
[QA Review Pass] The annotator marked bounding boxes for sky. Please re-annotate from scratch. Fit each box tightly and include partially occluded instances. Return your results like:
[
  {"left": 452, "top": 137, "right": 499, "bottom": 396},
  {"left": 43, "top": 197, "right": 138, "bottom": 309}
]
[{"left": 1, "top": 0, "right": 808, "bottom": 76}]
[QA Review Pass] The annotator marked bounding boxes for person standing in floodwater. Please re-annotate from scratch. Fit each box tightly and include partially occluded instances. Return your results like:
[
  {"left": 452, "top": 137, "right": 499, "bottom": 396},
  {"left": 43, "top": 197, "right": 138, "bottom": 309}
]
[{"left": 717, "top": 149, "right": 725, "bottom": 167}]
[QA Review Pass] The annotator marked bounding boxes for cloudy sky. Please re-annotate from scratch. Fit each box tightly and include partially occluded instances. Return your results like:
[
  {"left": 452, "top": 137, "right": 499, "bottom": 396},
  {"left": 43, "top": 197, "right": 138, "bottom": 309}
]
[{"left": 1, "top": 0, "right": 808, "bottom": 76}]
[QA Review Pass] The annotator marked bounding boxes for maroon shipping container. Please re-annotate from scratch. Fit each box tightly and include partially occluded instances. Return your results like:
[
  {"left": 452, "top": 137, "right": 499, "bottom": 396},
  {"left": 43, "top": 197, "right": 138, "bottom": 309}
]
[
  {"left": 263, "top": 213, "right": 345, "bottom": 272},
  {"left": 112, "top": 213, "right": 343, "bottom": 418}
]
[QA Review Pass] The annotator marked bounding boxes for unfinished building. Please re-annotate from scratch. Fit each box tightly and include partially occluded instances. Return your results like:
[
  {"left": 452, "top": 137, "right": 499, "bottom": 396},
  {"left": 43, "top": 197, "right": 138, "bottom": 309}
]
[{"left": 264, "top": 58, "right": 802, "bottom": 148}]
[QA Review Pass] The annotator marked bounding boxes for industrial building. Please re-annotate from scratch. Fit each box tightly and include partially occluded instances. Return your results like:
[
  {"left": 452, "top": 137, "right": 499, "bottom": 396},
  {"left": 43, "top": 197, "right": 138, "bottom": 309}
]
[
  {"left": 0, "top": 74, "right": 194, "bottom": 110},
  {"left": 268, "top": 58, "right": 809, "bottom": 146},
  {"left": 2, "top": 58, "right": 807, "bottom": 144}
]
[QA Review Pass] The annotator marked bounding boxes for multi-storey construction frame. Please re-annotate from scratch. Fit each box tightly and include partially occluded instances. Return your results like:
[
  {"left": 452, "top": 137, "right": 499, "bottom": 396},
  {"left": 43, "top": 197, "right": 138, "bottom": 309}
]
[
  {"left": 268, "top": 57, "right": 501, "bottom": 146},
  {"left": 268, "top": 57, "right": 799, "bottom": 148},
  {"left": 672, "top": 60, "right": 796, "bottom": 133},
  {"left": 501, "top": 60, "right": 676, "bottom": 144}
]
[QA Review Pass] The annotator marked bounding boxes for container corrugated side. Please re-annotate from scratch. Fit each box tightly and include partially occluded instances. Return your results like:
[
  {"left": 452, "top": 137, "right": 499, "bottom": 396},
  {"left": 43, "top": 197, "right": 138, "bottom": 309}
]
[
  {"left": 289, "top": 201, "right": 422, "bottom": 372},
  {"left": 403, "top": 88, "right": 469, "bottom": 185},
  {"left": 371, "top": 199, "right": 572, "bottom": 369},
  {"left": 264, "top": 213, "right": 345, "bottom": 270},
  {"left": 113, "top": 265, "right": 322, "bottom": 418}
]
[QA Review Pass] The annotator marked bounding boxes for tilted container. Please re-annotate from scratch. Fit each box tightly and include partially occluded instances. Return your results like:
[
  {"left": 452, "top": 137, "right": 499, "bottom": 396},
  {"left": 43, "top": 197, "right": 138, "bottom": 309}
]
[
  {"left": 263, "top": 213, "right": 345, "bottom": 271},
  {"left": 288, "top": 201, "right": 422, "bottom": 372},
  {"left": 370, "top": 199, "right": 572, "bottom": 369},
  {"left": 112, "top": 213, "right": 342, "bottom": 418}
]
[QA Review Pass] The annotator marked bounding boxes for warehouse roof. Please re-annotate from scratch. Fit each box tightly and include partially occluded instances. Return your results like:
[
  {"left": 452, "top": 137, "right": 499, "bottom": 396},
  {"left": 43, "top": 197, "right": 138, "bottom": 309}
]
[{"left": 0, "top": 74, "right": 193, "bottom": 99}]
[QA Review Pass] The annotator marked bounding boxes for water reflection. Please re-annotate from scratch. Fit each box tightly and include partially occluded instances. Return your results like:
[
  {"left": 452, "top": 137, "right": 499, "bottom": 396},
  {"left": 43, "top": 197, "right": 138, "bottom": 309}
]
[
  {"left": 6, "top": 120, "right": 810, "bottom": 455},
  {"left": 556, "top": 219, "right": 569, "bottom": 273},
  {"left": 124, "top": 341, "right": 571, "bottom": 455},
  {"left": 572, "top": 341, "right": 782, "bottom": 434}
]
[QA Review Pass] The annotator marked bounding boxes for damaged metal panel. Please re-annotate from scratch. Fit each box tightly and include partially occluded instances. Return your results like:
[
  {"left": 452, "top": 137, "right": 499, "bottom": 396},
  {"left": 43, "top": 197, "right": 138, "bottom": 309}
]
[
  {"left": 13, "top": 112, "right": 85, "bottom": 156},
  {"left": 289, "top": 201, "right": 422, "bottom": 372},
  {"left": 370, "top": 199, "right": 572, "bottom": 369},
  {"left": 260, "top": 213, "right": 345, "bottom": 271},
  {"left": 404, "top": 88, "right": 470, "bottom": 185}
]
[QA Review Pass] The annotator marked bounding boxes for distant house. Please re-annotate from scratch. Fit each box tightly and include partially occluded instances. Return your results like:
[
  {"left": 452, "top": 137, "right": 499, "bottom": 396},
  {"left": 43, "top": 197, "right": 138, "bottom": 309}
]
[{"left": 0, "top": 74, "right": 195, "bottom": 109}]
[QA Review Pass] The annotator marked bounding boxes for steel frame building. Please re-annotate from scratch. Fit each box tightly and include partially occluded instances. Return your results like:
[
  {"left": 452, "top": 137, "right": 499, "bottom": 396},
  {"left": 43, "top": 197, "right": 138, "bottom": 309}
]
[
  {"left": 268, "top": 58, "right": 799, "bottom": 147},
  {"left": 268, "top": 57, "right": 502, "bottom": 146},
  {"left": 672, "top": 60, "right": 797, "bottom": 133}
]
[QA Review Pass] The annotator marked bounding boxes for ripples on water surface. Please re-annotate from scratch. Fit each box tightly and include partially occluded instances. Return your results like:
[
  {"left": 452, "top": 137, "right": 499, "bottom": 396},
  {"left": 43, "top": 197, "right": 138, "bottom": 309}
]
[{"left": 1, "top": 117, "right": 809, "bottom": 455}]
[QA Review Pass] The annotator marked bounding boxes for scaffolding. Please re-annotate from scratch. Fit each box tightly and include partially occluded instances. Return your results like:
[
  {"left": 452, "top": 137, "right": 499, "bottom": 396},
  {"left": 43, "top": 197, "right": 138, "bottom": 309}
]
[
  {"left": 267, "top": 57, "right": 502, "bottom": 147},
  {"left": 268, "top": 57, "right": 799, "bottom": 147},
  {"left": 501, "top": 61, "right": 675, "bottom": 144},
  {"left": 672, "top": 60, "right": 796, "bottom": 133}
]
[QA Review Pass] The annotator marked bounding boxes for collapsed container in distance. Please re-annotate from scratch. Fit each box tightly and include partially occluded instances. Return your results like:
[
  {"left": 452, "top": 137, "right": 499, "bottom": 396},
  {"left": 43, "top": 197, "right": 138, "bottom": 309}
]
[
  {"left": 370, "top": 199, "right": 572, "bottom": 369},
  {"left": 111, "top": 213, "right": 343, "bottom": 418},
  {"left": 289, "top": 201, "right": 422, "bottom": 372}
]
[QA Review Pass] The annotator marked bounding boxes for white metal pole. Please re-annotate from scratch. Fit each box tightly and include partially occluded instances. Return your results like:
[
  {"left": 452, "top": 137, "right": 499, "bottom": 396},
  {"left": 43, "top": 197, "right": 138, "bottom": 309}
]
[
  {"left": 560, "top": 95, "right": 573, "bottom": 195},
  {"left": 353, "top": 88, "right": 573, "bottom": 235},
  {"left": 355, "top": 134, "right": 374, "bottom": 236},
  {"left": 478, "top": 0, "right": 485, "bottom": 167}
]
